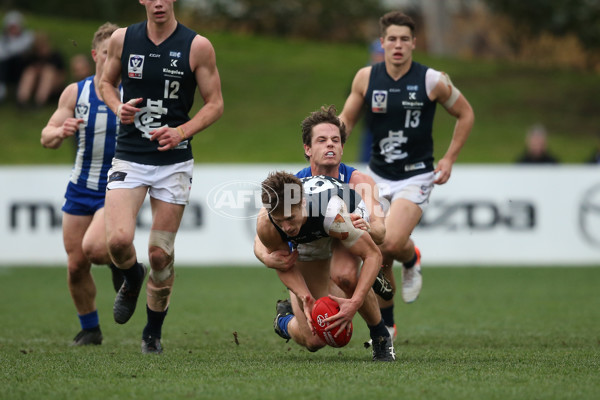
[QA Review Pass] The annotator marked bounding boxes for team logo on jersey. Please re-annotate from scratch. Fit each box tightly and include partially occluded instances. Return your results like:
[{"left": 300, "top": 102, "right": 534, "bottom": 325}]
[
  {"left": 75, "top": 103, "right": 89, "bottom": 119},
  {"left": 128, "top": 54, "right": 145, "bottom": 79},
  {"left": 134, "top": 98, "right": 170, "bottom": 139},
  {"left": 372, "top": 90, "right": 387, "bottom": 113},
  {"left": 379, "top": 130, "right": 408, "bottom": 163},
  {"left": 169, "top": 51, "right": 182, "bottom": 58}
]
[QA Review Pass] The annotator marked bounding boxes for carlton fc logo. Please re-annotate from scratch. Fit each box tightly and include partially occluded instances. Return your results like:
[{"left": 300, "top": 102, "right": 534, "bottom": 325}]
[{"left": 128, "top": 54, "right": 145, "bottom": 79}]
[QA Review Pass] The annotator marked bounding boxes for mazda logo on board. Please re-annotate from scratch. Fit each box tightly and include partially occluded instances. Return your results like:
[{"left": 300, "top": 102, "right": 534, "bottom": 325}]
[{"left": 579, "top": 183, "right": 600, "bottom": 248}]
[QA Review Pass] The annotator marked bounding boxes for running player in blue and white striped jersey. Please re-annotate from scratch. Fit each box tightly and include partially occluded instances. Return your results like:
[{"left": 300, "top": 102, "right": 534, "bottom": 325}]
[{"left": 41, "top": 23, "right": 122, "bottom": 347}]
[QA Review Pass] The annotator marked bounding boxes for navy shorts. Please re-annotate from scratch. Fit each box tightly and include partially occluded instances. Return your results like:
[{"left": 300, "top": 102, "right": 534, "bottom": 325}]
[{"left": 62, "top": 181, "right": 106, "bottom": 216}]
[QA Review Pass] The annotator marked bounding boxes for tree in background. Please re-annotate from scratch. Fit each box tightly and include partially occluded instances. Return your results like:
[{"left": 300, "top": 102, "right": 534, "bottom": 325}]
[
  {"left": 483, "top": 0, "right": 600, "bottom": 67},
  {"left": 180, "top": 0, "right": 384, "bottom": 42},
  {"left": 2, "top": 0, "right": 144, "bottom": 23}
]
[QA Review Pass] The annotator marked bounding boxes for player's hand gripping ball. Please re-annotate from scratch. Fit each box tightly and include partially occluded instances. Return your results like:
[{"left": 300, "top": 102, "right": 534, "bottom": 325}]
[{"left": 311, "top": 297, "right": 353, "bottom": 347}]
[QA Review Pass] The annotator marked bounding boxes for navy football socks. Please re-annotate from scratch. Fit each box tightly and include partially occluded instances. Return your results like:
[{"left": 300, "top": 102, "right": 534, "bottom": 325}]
[
  {"left": 142, "top": 305, "right": 168, "bottom": 339},
  {"left": 122, "top": 261, "right": 145, "bottom": 286},
  {"left": 380, "top": 305, "right": 395, "bottom": 328},
  {"left": 403, "top": 253, "right": 418, "bottom": 269},
  {"left": 368, "top": 319, "right": 390, "bottom": 340},
  {"left": 78, "top": 310, "right": 100, "bottom": 331}
]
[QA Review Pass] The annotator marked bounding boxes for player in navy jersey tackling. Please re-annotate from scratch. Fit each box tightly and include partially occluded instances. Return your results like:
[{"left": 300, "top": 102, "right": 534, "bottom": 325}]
[
  {"left": 339, "top": 11, "right": 474, "bottom": 332},
  {"left": 255, "top": 170, "right": 395, "bottom": 361},
  {"left": 100, "top": 0, "right": 224, "bottom": 354},
  {"left": 41, "top": 22, "right": 122, "bottom": 346}
]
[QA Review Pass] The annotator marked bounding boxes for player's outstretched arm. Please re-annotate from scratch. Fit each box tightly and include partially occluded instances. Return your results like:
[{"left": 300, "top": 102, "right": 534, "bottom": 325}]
[{"left": 324, "top": 198, "right": 382, "bottom": 331}]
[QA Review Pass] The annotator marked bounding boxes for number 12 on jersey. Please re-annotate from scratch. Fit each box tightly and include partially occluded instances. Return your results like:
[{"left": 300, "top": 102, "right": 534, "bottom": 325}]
[{"left": 164, "top": 80, "right": 180, "bottom": 99}]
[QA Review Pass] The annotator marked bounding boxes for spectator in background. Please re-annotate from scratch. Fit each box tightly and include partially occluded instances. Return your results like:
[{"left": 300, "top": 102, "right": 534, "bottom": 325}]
[
  {"left": 16, "top": 31, "right": 66, "bottom": 109},
  {"left": 358, "top": 39, "right": 385, "bottom": 163},
  {"left": 0, "top": 10, "right": 34, "bottom": 103},
  {"left": 70, "top": 53, "right": 92, "bottom": 82},
  {"left": 516, "top": 124, "right": 560, "bottom": 164}
]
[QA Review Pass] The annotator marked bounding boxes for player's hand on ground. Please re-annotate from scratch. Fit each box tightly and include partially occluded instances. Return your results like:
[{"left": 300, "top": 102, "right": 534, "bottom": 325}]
[
  {"left": 434, "top": 158, "right": 453, "bottom": 185},
  {"left": 300, "top": 295, "right": 316, "bottom": 334},
  {"left": 323, "top": 295, "right": 358, "bottom": 338},
  {"left": 116, "top": 97, "right": 142, "bottom": 125},
  {"left": 61, "top": 118, "right": 84, "bottom": 138},
  {"left": 350, "top": 213, "right": 371, "bottom": 232},
  {"left": 264, "top": 249, "right": 298, "bottom": 271}
]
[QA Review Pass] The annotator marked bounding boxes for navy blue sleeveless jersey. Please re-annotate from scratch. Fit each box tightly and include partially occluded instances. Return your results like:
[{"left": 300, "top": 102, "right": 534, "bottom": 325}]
[
  {"left": 269, "top": 175, "right": 362, "bottom": 246},
  {"left": 295, "top": 162, "right": 356, "bottom": 183},
  {"left": 117, "top": 21, "right": 197, "bottom": 165},
  {"left": 71, "top": 76, "right": 118, "bottom": 192},
  {"left": 365, "top": 61, "right": 437, "bottom": 180}
]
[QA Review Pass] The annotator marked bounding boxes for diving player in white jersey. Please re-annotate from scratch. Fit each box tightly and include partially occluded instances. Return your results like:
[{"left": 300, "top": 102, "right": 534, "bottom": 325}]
[
  {"left": 41, "top": 23, "right": 122, "bottom": 346},
  {"left": 340, "top": 11, "right": 474, "bottom": 335}
]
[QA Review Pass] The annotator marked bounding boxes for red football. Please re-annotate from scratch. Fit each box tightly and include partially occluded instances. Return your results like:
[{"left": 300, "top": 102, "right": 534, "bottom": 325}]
[{"left": 310, "top": 297, "right": 353, "bottom": 348}]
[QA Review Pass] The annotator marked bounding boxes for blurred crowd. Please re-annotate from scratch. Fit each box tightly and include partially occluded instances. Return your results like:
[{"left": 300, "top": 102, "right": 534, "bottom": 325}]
[
  {"left": 515, "top": 123, "right": 600, "bottom": 165},
  {"left": 0, "top": 10, "right": 91, "bottom": 109}
]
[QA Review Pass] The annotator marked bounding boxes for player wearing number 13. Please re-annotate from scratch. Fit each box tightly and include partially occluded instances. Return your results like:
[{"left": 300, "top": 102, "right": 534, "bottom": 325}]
[
  {"left": 100, "top": 0, "right": 224, "bottom": 354},
  {"left": 339, "top": 11, "right": 474, "bottom": 326}
]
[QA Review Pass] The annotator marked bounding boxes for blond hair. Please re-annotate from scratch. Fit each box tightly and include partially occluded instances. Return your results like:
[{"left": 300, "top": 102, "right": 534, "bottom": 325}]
[{"left": 92, "top": 22, "right": 119, "bottom": 50}]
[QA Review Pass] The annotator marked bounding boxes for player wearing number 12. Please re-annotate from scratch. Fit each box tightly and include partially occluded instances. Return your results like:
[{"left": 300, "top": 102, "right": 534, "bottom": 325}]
[
  {"left": 100, "top": 0, "right": 224, "bottom": 354},
  {"left": 339, "top": 11, "right": 474, "bottom": 332}
]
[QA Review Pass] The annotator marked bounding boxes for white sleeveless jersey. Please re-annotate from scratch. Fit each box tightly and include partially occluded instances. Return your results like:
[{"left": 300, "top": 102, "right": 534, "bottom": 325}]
[{"left": 70, "top": 76, "right": 119, "bottom": 192}]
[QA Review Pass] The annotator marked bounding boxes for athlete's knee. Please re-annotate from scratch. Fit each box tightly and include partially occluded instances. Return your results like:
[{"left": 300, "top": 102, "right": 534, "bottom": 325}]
[
  {"left": 106, "top": 232, "right": 133, "bottom": 257},
  {"left": 305, "top": 336, "right": 326, "bottom": 352},
  {"left": 148, "top": 230, "right": 176, "bottom": 283},
  {"left": 148, "top": 247, "right": 171, "bottom": 271},
  {"left": 82, "top": 240, "right": 109, "bottom": 265},
  {"left": 380, "top": 237, "right": 408, "bottom": 259},
  {"left": 67, "top": 257, "right": 91, "bottom": 283},
  {"left": 332, "top": 272, "right": 358, "bottom": 294}
]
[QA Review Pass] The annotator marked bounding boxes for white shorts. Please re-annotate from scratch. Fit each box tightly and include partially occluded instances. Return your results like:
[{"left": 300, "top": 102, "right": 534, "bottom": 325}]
[
  {"left": 297, "top": 237, "right": 333, "bottom": 262},
  {"left": 368, "top": 168, "right": 435, "bottom": 212},
  {"left": 107, "top": 158, "right": 193, "bottom": 205}
]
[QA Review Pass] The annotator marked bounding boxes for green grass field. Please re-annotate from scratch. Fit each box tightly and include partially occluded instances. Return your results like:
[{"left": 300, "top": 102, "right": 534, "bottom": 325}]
[{"left": 1, "top": 266, "right": 599, "bottom": 399}]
